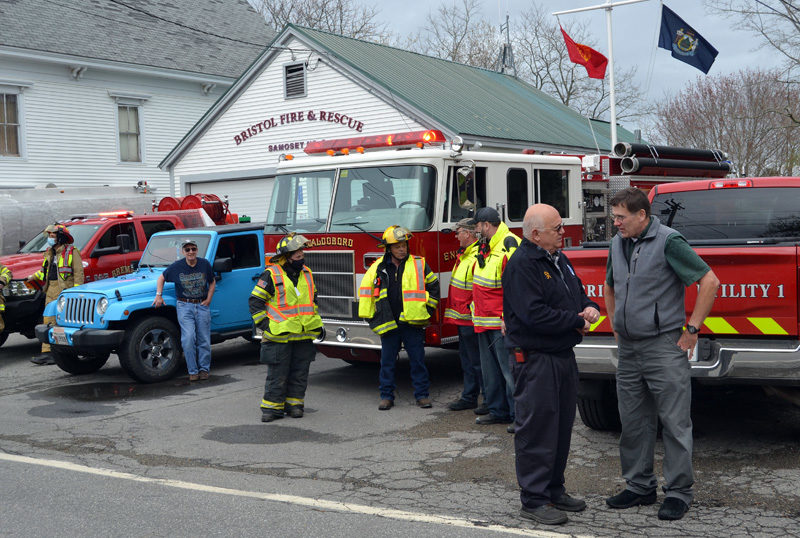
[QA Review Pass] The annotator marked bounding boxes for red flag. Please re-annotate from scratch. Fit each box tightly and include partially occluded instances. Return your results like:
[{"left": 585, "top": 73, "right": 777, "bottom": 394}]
[{"left": 560, "top": 26, "right": 608, "bottom": 79}]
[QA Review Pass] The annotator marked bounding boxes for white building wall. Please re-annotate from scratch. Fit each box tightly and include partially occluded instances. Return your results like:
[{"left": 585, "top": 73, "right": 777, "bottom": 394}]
[
  {"left": 173, "top": 37, "right": 426, "bottom": 183},
  {"left": 0, "top": 56, "right": 227, "bottom": 195}
]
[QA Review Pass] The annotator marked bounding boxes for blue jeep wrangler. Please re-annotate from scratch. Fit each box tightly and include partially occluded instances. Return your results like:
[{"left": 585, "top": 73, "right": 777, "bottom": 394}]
[{"left": 36, "top": 224, "right": 265, "bottom": 382}]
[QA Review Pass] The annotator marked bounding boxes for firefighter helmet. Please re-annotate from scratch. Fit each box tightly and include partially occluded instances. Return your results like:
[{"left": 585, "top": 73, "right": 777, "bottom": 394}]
[
  {"left": 43, "top": 223, "right": 74, "bottom": 245},
  {"left": 379, "top": 225, "right": 412, "bottom": 248},
  {"left": 269, "top": 232, "right": 309, "bottom": 263}
]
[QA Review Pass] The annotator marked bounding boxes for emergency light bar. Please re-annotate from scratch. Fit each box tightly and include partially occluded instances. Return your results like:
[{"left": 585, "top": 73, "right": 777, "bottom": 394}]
[
  {"left": 304, "top": 130, "right": 446, "bottom": 155},
  {"left": 97, "top": 210, "right": 135, "bottom": 217}
]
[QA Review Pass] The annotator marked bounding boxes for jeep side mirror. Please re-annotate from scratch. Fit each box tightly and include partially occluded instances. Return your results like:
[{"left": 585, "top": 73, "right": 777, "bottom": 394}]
[{"left": 213, "top": 257, "right": 233, "bottom": 273}]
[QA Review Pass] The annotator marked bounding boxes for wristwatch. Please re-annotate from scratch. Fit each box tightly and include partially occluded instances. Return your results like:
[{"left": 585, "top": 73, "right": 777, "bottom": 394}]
[{"left": 686, "top": 324, "right": 699, "bottom": 335}]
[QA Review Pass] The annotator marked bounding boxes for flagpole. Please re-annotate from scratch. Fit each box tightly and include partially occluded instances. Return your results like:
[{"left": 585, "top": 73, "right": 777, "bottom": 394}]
[{"left": 553, "top": 0, "right": 650, "bottom": 152}]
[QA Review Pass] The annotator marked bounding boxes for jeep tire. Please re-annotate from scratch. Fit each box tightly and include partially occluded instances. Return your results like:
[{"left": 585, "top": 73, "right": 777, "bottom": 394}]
[
  {"left": 118, "top": 317, "right": 182, "bottom": 383},
  {"left": 51, "top": 345, "right": 110, "bottom": 375}
]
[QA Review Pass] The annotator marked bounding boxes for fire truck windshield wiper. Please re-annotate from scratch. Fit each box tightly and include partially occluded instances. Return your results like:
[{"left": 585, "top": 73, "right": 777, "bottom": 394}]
[
  {"left": 333, "top": 220, "right": 383, "bottom": 242},
  {"left": 265, "top": 222, "right": 291, "bottom": 234}
]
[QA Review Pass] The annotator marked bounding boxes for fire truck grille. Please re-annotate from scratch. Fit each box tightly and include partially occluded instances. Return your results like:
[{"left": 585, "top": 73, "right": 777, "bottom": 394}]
[
  {"left": 64, "top": 296, "right": 97, "bottom": 325},
  {"left": 303, "top": 251, "right": 356, "bottom": 319}
]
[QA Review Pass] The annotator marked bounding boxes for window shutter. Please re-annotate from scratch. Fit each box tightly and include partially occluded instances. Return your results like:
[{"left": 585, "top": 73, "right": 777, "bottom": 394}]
[{"left": 284, "top": 63, "right": 306, "bottom": 98}]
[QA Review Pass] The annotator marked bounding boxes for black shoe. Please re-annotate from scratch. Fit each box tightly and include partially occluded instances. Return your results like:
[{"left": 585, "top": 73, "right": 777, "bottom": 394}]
[
  {"left": 261, "top": 411, "right": 284, "bottom": 423},
  {"left": 606, "top": 489, "right": 657, "bottom": 509},
  {"left": 30, "top": 354, "right": 55, "bottom": 365},
  {"left": 475, "top": 414, "right": 512, "bottom": 425},
  {"left": 287, "top": 406, "right": 304, "bottom": 418},
  {"left": 519, "top": 505, "right": 568, "bottom": 525},
  {"left": 552, "top": 493, "right": 586, "bottom": 512},
  {"left": 473, "top": 403, "right": 490, "bottom": 415},
  {"left": 506, "top": 425, "right": 515, "bottom": 434},
  {"left": 658, "top": 497, "right": 689, "bottom": 521},
  {"left": 448, "top": 399, "right": 477, "bottom": 411}
]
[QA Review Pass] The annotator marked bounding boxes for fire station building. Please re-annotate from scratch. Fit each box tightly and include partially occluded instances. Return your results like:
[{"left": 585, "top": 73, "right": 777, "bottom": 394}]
[{"left": 160, "top": 24, "right": 638, "bottom": 222}]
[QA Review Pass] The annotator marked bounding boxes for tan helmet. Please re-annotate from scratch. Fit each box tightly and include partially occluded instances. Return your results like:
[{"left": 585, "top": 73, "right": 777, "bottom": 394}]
[
  {"left": 269, "top": 232, "right": 309, "bottom": 263},
  {"left": 43, "top": 223, "right": 74, "bottom": 244},
  {"left": 379, "top": 225, "right": 412, "bottom": 248}
]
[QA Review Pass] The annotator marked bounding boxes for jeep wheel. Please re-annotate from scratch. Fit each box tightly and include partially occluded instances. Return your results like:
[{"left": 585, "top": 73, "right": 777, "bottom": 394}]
[
  {"left": 118, "top": 317, "right": 182, "bottom": 383},
  {"left": 51, "top": 345, "right": 110, "bottom": 375},
  {"left": 0, "top": 332, "right": 8, "bottom": 348},
  {"left": 577, "top": 379, "right": 621, "bottom": 431}
]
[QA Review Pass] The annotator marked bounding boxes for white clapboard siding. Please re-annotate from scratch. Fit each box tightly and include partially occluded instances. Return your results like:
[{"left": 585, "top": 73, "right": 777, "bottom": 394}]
[
  {"left": 0, "top": 56, "right": 229, "bottom": 195},
  {"left": 173, "top": 37, "right": 426, "bottom": 182}
]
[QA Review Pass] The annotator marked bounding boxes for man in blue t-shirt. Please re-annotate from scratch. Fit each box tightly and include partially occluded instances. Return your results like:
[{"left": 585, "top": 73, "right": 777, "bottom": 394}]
[{"left": 153, "top": 238, "right": 216, "bottom": 381}]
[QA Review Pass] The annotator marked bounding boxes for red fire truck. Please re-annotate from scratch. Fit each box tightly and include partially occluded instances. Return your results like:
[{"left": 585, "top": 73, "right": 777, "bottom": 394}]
[{"left": 264, "top": 129, "right": 584, "bottom": 362}]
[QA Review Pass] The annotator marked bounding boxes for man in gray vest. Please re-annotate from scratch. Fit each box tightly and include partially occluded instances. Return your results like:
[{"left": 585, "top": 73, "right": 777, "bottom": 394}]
[{"left": 604, "top": 188, "right": 719, "bottom": 521}]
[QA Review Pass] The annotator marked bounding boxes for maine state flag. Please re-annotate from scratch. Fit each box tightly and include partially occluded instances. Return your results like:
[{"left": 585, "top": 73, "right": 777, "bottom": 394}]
[{"left": 658, "top": 4, "right": 718, "bottom": 74}]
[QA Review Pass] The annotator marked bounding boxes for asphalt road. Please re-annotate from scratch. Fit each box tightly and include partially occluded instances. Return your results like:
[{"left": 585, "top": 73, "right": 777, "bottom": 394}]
[{"left": 1, "top": 332, "right": 799, "bottom": 537}]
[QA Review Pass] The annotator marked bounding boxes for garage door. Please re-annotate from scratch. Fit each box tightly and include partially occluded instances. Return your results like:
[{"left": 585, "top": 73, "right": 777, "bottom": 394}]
[{"left": 186, "top": 177, "right": 274, "bottom": 223}]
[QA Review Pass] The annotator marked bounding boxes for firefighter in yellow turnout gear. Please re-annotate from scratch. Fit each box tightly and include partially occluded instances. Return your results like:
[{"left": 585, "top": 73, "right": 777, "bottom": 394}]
[
  {"left": 28, "top": 224, "right": 84, "bottom": 365},
  {"left": 0, "top": 263, "right": 12, "bottom": 337},
  {"left": 249, "top": 233, "right": 322, "bottom": 422},
  {"left": 358, "top": 226, "right": 440, "bottom": 410}
]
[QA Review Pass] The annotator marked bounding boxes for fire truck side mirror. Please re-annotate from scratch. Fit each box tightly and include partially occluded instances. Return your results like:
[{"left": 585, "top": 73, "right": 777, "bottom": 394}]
[{"left": 456, "top": 166, "right": 476, "bottom": 210}]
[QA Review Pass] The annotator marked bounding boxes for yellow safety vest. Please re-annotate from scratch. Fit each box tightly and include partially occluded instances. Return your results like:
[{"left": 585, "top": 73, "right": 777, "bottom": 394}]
[
  {"left": 250, "top": 264, "right": 322, "bottom": 343},
  {"left": 33, "top": 246, "right": 75, "bottom": 283},
  {"left": 472, "top": 222, "right": 519, "bottom": 332},
  {"left": 358, "top": 256, "right": 438, "bottom": 335}
]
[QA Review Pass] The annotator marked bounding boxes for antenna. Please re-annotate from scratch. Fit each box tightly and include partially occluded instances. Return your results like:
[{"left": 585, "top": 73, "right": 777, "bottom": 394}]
[{"left": 495, "top": 15, "right": 517, "bottom": 77}]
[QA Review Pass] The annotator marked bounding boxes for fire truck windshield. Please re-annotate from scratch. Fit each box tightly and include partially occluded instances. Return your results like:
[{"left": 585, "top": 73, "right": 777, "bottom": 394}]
[{"left": 266, "top": 165, "right": 436, "bottom": 233}]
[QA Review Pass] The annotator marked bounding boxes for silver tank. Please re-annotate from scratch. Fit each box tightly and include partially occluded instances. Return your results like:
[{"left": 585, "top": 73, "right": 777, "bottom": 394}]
[{"left": 0, "top": 184, "right": 157, "bottom": 256}]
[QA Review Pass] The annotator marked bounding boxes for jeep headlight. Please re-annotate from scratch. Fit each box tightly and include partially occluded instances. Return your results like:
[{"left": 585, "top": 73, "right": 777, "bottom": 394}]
[
  {"left": 97, "top": 297, "right": 109, "bottom": 315},
  {"left": 57, "top": 296, "right": 66, "bottom": 312}
]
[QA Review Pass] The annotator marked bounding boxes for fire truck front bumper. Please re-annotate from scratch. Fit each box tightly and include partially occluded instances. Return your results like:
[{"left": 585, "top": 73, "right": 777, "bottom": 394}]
[{"left": 576, "top": 335, "right": 800, "bottom": 384}]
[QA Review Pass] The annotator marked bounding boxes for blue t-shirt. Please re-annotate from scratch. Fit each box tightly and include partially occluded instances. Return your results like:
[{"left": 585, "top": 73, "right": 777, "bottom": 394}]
[{"left": 162, "top": 258, "right": 214, "bottom": 300}]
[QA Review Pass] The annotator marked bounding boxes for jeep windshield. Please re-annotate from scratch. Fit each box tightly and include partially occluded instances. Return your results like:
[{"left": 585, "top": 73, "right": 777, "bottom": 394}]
[
  {"left": 138, "top": 235, "right": 211, "bottom": 267},
  {"left": 265, "top": 165, "right": 436, "bottom": 233},
  {"left": 18, "top": 224, "right": 100, "bottom": 253},
  {"left": 652, "top": 187, "right": 800, "bottom": 240}
]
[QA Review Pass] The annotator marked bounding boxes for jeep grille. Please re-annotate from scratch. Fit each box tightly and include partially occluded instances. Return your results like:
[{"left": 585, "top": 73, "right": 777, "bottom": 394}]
[{"left": 64, "top": 296, "right": 97, "bottom": 325}]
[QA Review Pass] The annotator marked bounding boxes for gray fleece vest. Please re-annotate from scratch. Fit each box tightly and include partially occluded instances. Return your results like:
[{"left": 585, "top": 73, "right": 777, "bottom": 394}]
[{"left": 611, "top": 217, "right": 685, "bottom": 340}]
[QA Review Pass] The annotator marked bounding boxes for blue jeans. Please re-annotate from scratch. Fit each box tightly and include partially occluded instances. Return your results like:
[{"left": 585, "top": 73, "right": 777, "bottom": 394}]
[
  {"left": 458, "top": 325, "right": 483, "bottom": 403},
  {"left": 176, "top": 301, "right": 211, "bottom": 375},
  {"left": 379, "top": 324, "right": 430, "bottom": 400},
  {"left": 477, "top": 330, "right": 514, "bottom": 421}
]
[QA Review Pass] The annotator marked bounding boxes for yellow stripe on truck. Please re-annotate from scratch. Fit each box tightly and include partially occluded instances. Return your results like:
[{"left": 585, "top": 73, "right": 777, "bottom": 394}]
[
  {"left": 747, "top": 317, "right": 789, "bottom": 335},
  {"left": 703, "top": 317, "right": 738, "bottom": 334}
]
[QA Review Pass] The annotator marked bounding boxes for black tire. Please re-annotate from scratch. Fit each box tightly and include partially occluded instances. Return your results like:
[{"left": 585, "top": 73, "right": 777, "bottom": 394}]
[
  {"left": 118, "top": 317, "right": 182, "bottom": 383},
  {"left": 0, "top": 331, "right": 8, "bottom": 348},
  {"left": 51, "top": 345, "right": 110, "bottom": 375},
  {"left": 577, "top": 379, "right": 621, "bottom": 431}
]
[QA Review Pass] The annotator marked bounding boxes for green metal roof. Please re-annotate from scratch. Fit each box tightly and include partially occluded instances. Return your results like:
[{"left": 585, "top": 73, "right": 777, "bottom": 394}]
[{"left": 291, "top": 25, "right": 638, "bottom": 152}]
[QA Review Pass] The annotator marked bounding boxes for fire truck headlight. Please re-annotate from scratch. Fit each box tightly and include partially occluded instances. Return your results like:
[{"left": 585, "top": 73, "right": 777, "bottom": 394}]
[
  {"left": 57, "top": 296, "right": 66, "bottom": 312},
  {"left": 336, "top": 327, "right": 348, "bottom": 342},
  {"left": 450, "top": 136, "right": 464, "bottom": 153},
  {"left": 97, "top": 297, "right": 109, "bottom": 315},
  {"left": 7, "top": 281, "right": 35, "bottom": 297}
]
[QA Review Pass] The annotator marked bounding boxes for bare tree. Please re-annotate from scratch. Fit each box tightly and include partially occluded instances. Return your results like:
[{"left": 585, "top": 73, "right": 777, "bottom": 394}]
[
  {"left": 250, "top": 0, "right": 390, "bottom": 42},
  {"left": 513, "top": 4, "right": 642, "bottom": 122},
  {"left": 652, "top": 68, "right": 800, "bottom": 176}
]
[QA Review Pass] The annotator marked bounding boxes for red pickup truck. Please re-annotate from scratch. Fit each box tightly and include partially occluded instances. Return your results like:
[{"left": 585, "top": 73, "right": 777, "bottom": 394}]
[
  {"left": 568, "top": 177, "right": 800, "bottom": 430},
  {"left": 0, "top": 209, "right": 212, "bottom": 347}
]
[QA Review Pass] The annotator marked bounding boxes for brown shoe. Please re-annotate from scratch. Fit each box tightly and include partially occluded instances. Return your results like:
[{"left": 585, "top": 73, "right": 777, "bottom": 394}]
[
  {"left": 416, "top": 398, "right": 432, "bottom": 408},
  {"left": 189, "top": 374, "right": 199, "bottom": 382},
  {"left": 198, "top": 371, "right": 210, "bottom": 380},
  {"left": 378, "top": 399, "right": 394, "bottom": 410}
]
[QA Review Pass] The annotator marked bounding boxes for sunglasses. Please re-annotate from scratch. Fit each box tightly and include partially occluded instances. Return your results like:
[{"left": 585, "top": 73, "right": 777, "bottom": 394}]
[{"left": 183, "top": 247, "right": 197, "bottom": 252}]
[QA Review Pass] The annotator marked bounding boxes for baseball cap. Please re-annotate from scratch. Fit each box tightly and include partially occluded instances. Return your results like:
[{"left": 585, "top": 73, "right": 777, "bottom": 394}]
[
  {"left": 181, "top": 238, "right": 198, "bottom": 249},
  {"left": 472, "top": 207, "right": 501, "bottom": 224},
  {"left": 455, "top": 217, "right": 476, "bottom": 231}
]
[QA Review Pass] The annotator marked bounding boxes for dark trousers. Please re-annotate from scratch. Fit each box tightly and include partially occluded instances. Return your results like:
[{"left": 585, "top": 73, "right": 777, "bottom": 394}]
[
  {"left": 478, "top": 330, "right": 514, "bottom": 420},
  {"left": 260, "top": 340, "right": 315, "bottom": 413},
  {"left": 379, "top": 324, "right": 430, "bottom": 400},
  {"left": 513, "top": 349, "right": 578, "bottom": 509},
  {"left": 457, "top": 325, "right": 483, "bottom": 403}
]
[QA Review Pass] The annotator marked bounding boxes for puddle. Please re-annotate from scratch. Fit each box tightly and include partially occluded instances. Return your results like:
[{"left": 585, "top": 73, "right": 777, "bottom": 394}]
[
  {"left": 32, "top": 375, "right": 236, "bottom": 402},
  {"left": 204, "top": 421, "right": 345, "bottom": 445}
]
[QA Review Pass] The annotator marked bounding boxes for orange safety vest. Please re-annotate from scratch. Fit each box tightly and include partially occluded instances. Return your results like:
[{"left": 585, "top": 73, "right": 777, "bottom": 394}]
[{"left": 444, "top": 241, "right": 477, "bottom": 326}]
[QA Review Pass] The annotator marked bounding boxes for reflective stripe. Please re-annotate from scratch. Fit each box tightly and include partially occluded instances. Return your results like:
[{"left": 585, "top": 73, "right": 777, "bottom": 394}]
[
  {"left": 374, "top": 320, "right": 398, "bottom": 334},
  {"left": 261, "top": 399, "right": 285, "bottom": 410},
  {"left": 444, "top": 308, "right": 470, "bottom": 320},
  {"left": 358, "top": 287, "right": 373, "bottom": 298},
  {"left": 252, "top": 311, "right": 268, "bottom": 324},
  {"left": 426, "top": 297, "right": 439, "bottom": 308},
  {"left": 403, "top": 290, "right": 427, "bottom": 302},
  {"left": 472, "top": 274, "right": 502, "bottom": 288},
  {"left": 473, "top": 316, "right": 502, "bottom": 328},
  {"left": 286, "top": 397, "right": 304, "bottom": 406},
  {"left": 449, "top": 276, "right": 470, "bottom": 290},
  {"left": 0, "top": 304, "right": 5, "bottom": 312},
  {"left": 251, "top": 285, "right": 269, "bottom": 300},
  {"left": 267, "top": 304, "right": 290, "bottom": 321}
]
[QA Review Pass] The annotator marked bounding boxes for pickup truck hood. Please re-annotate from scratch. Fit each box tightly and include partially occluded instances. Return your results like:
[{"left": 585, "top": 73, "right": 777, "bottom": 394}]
[
  {"left": 568, "top": 244, "right": 799, "bottom": 338},
  {"left": 0, "top": 253, "right": 44, "bottom": 280},
  {"left": 66, "top": 270, "right": 167, "bottom": 298}
]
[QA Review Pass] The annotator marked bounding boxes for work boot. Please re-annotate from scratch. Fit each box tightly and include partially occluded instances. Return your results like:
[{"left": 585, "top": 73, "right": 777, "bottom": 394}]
[
  {"left": 287, "top": 405, "right": 304, "bottom": 418},
  {"left": 416, "top": 398, "right": 432, "bottom": 408},
  {"left": 378, "top": 399, "right": 394, "bottom": 410},
  {"left": 519, "top": 504, "right": 568, "bottom": 525},
  {"left": 473, "top": 403, "right": 490, "bottom": 415},
  {"left": 261, "top": 410, "right": 284, "bottom": 423},
  {"left": 448, "top": 399, "right": 477, "bottom": 411},
  {"left": 30, "top": 354, "right": 55, "bottom": 365}
]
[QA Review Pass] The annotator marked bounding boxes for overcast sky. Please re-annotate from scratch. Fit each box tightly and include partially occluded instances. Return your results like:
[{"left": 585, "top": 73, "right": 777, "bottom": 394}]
[{"left": 379, "top": 0, "right": 785, "bottom": 130}]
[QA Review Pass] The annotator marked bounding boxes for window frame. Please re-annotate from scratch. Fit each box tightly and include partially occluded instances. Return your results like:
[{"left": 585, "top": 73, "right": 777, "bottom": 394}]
[
  {"left": 0, "top": 82, "right": 29, "bottom": 160},
  {"left": 283, "top": 62, "right": 307, "bottom": 100},
  {"left": 109, "top": 91, "right": 149, "bottom": 165}
]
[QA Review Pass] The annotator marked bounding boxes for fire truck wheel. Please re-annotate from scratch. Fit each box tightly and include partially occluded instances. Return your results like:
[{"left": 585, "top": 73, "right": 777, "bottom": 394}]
[
  {"left": 118, "top": 317, "right": 181, "bottom": 383},
  {"left": 576, "top": 379, "right": 621, "bottom": 431},
  {"left": 0, "top": 332, "right": 8, "bottom": 348},
  {"left": 51, "top": 345, "right": 110, "bottom": 375}
]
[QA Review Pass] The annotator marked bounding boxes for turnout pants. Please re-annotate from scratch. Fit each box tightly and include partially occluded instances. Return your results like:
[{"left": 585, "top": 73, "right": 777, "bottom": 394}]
[
  {"left": 261, "top": 340, "right": 316, "bottom": 415},
  {"left": 513, "top": 349, "right": 577, "bottom": 509},
  {"left": 616, "top": 330, "right": 694, "bottom": 505},
  {"left": 41, "top": 285, "right": 61, "bottom": 353}
]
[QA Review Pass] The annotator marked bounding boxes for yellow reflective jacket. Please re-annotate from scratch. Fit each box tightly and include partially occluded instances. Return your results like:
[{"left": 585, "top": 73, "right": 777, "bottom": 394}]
[
  {"left": 32, "top": 245, "right": 84, "bottom": 293},
  {"left": 472, "top": 222, "right": 519, "bottom": 332},
  {"left": 249, "top": 264, "right": 322, "bottom": 343}
]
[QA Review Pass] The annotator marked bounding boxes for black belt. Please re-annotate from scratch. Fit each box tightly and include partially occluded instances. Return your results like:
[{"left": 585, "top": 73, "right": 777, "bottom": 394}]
[{"left": 178, "top": 297, "right": 203, "bottom": 304}]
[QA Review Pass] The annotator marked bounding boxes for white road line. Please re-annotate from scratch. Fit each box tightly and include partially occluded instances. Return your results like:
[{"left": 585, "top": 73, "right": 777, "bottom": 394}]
[{"left": 0, "top": 453, "right": 592, "bottom": 538}]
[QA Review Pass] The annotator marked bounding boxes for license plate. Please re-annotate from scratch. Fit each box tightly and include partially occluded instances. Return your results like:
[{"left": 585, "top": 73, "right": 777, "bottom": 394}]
[{"left": 52, "top": 327, "right": 68, "bottom": 346}]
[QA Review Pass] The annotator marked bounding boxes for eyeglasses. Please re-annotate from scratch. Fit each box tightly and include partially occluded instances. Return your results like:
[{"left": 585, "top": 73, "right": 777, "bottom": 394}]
[
  {"left": 611, "top": 214, "right": 630, "bottom": 223},
  {"left": 183, "top": 247, "right": 197, "bottom": 252},
  {"left": 537, "top": 223, "right": 564, "bottom": 233}
]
